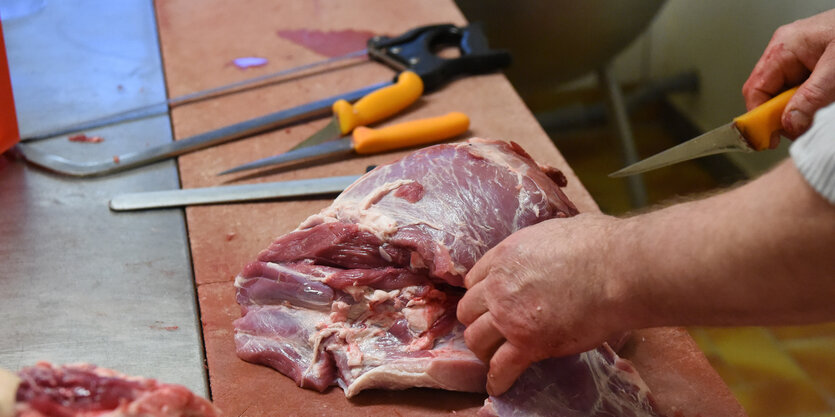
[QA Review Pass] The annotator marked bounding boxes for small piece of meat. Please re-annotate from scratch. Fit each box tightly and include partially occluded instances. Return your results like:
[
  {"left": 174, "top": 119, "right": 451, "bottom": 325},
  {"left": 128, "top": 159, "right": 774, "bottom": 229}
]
[
  {"left": 10, "top": 362, "right": 219, "bottom": 417},
  {"left": 233, "top": 138, "right": 663, "bottom": 416},
  {"left": 68, "top": 134, "right": 104, "bottom": 143}
]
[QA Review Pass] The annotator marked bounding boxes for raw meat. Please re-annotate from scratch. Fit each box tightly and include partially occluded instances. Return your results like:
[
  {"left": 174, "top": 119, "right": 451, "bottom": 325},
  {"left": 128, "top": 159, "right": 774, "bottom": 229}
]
[
  {"left": 478, "top": 345, "right": 659, "bottom": 417},
  {"left": 6, "top": 362, "right": 219, "bottom": 417},
  {"left": 234, "top": 138, "right": 576, "bottom": 396},
  {"left": 68, "top": 134, "right": 104, "bottom": 143},
  {"left": 233, "top": 138, "right": 661, "bottom": 415}
]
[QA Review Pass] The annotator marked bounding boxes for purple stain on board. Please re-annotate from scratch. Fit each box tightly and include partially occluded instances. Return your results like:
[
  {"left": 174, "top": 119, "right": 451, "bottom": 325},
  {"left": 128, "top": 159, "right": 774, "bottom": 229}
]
[{"left": 232, "top": 57, "right": 269, "bottom": 69}]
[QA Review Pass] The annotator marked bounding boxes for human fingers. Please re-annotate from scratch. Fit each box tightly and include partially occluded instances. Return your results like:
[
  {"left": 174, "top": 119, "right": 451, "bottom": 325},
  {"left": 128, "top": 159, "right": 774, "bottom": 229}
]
[
  {"left": 456, "top": 278, "right": 488, "bottom": 326},
  {"left": 742, "top": 41, "right": 810, "bottom": 111},
  {"left": 463, "top": 313, "right": 505, "bottom": 364},
  {"left": 486, "top": 342, "right": 532, "bottom": 396},
  {"left": 782, "top": 44, "right": 835, "bottom": 137},
  {"left": 464, "top": 245, "right": 497, "bottom": 289}
]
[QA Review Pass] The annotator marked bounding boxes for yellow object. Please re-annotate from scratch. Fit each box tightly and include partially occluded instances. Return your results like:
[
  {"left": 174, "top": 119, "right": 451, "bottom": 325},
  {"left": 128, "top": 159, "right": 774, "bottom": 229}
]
[
  {"left": 733, "top": 87, "right": 798, "bottom": 151},
  {"left": 333, "top": 71, "right": 424, "bottom": 135},
  {"left": 691, "top": 325, "right": 835, "bottom": 417},
  {"left": 0, "top": 367, "right": 20, "bottom": 417},
  {"left": 353, "top": 112, "right": 469, "bottom": 154}
]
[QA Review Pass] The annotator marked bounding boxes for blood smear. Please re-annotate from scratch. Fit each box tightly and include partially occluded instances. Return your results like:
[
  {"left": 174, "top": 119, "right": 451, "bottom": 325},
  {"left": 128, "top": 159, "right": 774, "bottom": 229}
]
[
  {"left": 68, "top": 134, "right": 104, "bottom": 143},
  {"left": 232, "top": 57, "right": 269, "bottom": 69},
  {"left": 277, "top": 29, "right": 377, "bottom": 57}
]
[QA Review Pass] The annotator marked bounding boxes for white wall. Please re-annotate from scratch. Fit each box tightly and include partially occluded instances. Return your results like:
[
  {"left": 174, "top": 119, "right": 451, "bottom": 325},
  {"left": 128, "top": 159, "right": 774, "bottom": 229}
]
[{"left": 614, "top": 0, "right": 833, "bottom": 176}]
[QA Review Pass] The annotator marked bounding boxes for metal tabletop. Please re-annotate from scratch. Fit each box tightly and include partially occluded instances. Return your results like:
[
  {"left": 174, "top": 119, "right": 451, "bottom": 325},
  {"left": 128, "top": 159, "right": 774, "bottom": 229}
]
[{"left": 0, "top": 0, "right": 207, "bottom": 395}]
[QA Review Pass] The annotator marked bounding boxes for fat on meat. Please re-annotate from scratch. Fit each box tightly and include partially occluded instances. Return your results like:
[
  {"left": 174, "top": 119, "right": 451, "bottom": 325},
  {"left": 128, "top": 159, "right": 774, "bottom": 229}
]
[
  {"left": 5, "top": 362, "right": 219, "bottom": 417},
  {"left": 233, "top": 138, "right": 663, "bottom": 416}
]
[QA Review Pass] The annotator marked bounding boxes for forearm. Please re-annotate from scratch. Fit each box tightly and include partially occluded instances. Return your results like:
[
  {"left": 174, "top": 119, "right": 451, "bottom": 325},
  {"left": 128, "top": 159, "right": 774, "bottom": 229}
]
[{"left": 615, "top": 159, "right": 835, "bottom": 329}]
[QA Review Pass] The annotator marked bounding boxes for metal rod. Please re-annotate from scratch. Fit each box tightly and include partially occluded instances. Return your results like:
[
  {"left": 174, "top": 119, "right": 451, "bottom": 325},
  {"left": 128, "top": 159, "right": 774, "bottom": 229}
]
[
  {"left": 598, "top": 65, "right": 648, "bottom": 208},
  {"left": 109, "top": 174, "right": 362, "bottom": 210},
  {"left": 21, "top": 49, "right": 369, "bottom": 142}
]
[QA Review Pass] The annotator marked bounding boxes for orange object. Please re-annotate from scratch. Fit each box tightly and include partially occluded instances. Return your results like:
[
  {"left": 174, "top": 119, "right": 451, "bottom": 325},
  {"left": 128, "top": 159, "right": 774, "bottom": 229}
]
[
  {"left": 332, "top": 71, "right": 424, "bottom": 135},
  {"left": 0, "top": 18, "right": 20, "bottom": 154},
  {"left": 734, "top": 87, "right": 798, "bottom": 150},
  {"left": 352, "top": 111, "right": 469, "bottom": 154}
]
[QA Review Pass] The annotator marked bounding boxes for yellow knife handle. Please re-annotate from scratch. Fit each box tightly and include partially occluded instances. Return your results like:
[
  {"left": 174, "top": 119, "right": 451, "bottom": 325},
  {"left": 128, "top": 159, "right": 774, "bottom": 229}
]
[
  {"left": 733, "top": 87, "right": 798, "bottom": 151},
  {"left": 352, "top": 112, "right": 470, "bottom": 154},
  {"left": 332, "top": 71, "right": 424, "bottom": 135}
]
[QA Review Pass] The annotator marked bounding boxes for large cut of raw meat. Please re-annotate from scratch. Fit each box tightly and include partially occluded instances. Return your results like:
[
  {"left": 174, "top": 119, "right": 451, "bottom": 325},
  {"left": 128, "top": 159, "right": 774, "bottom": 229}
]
[
  {"left": 4, "top": 362, "right": 219, "bottom": 417},
  {"left": 233, "top": 138, "right": 663, "bottom": 416}
]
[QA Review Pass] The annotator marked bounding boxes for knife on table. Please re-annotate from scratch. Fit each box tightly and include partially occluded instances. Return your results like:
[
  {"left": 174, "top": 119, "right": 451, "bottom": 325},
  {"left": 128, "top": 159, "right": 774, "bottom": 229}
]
[
  {"left": 218, "top": 111, "right": 469, "bottom": 175},
  {"left": 610, "top": 87, "right": 797, "bottom": 177},
  {"left": 289, "top": 71, "right": 423, "bottom": 151},
  {"left": 109, "top": 174, "right": 362, "bottom": 211}
]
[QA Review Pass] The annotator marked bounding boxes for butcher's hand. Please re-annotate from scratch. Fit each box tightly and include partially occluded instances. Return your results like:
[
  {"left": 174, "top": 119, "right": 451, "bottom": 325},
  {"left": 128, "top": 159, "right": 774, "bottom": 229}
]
[
  {"left": 456, "top": 213, "right": 634, "bottom": 396},
  {"left": 742, "top": 8, "right": 835, "bottom": 139}
]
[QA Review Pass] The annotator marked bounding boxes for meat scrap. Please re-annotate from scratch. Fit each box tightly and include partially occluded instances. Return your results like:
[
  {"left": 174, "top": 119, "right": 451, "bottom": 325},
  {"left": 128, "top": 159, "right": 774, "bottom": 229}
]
[
  {"left": 233, "top": 138, "right": 663, "bottom": 415},
  {"left": 68, "top": 134, "right": 104, "bottom": 143},
  {"left": 4, "top": 362, "right": 219, "bottom": 417}
]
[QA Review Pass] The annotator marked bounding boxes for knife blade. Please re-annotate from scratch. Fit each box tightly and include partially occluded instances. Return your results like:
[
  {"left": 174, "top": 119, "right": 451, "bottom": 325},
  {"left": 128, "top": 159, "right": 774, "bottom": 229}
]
[
  {"left": 17, "top": 82, "right": 390, "bottom": 177},
  {"left": 109, "top": 174, "right": 361, "bottom": 211},
  {"left": 288, "top": 71, "right": 423, "bottom": 151},
  {"left": 218, "top": 111, "right": 469, "bottom": 176},
  {"left": 610, "top": 87, "right": 797, "bottom": 177}
]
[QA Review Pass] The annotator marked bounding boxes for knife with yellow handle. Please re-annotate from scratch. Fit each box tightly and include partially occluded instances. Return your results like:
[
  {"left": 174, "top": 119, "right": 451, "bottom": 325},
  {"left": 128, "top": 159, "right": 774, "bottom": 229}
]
[
  {"left": 610, "top": 87, "right": 797, "bottom": 177},
  {"left": 219, "top": 112, "right": 469, "bottom": 175},
  {"left": 289, "top": 71, "right": 424, "bottom": 151}
]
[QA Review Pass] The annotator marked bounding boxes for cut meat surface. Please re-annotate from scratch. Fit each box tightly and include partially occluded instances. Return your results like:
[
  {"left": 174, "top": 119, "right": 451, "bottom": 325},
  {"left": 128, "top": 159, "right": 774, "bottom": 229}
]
[
  {"left": 233, "top": 138, "right": 662, "bottom": 415},
  {"left": 256, "top": 139, "right": 578, "bottom": 287},
  {"left": 234, "top": 139, "right": 575, "bottom": 396},
  {"left": 8, "top": 362, "right": 219, "bottom": 417},
  {"left": 479, "top": 345, "right": 659, "bottom": 417}
]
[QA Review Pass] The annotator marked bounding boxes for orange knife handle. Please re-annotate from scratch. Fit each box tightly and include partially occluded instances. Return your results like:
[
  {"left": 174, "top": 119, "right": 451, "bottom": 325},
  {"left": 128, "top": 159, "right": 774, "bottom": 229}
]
[
  {"left": 332, "top": 71, "right": 424, "bottom": 135},
  {"left": 353, "top": 112, "right": 470, "bottom": 154},
  {"left": 733, "top": 86, "right": 797, "bottom": 151}
]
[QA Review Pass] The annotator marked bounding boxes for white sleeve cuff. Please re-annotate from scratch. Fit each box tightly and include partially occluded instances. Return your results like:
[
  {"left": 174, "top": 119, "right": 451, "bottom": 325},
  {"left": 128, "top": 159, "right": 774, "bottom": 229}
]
[{"left": 789, "top": 103, "right": 835, "bottom": 205}]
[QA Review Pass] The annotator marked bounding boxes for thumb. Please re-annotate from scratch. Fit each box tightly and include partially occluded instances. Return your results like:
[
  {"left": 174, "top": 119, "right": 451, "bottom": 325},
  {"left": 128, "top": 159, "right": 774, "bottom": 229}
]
[{"left": 783, "top": 42, "right": 835, "bottom": 137}]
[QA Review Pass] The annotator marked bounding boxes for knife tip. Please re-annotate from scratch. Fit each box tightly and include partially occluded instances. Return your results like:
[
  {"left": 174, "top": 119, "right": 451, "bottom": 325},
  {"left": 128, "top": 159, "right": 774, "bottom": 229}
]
[
  {"left": 216, "top": 168, "right": 240, "bottom": 176},
  {"left": 608, "top": 166, "right": 648, "bottom": 177}
]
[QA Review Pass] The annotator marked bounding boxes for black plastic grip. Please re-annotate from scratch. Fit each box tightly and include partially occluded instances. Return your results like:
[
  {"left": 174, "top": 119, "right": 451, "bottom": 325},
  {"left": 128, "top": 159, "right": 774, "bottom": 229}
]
[{"left": 367, "top": 23, "right": 512, "bottom": 92}]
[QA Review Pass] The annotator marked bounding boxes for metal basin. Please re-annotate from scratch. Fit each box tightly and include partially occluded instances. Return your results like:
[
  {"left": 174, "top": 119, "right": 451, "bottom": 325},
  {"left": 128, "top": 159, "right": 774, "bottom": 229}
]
[{"left": 455, "top": 0, "right": 666, "bottom": 94}]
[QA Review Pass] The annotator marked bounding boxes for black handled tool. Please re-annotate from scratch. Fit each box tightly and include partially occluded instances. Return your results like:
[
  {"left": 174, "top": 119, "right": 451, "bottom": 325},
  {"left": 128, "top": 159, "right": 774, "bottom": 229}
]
[{"left": 368, "top": 23, "right": 511, "bottom": 92}]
